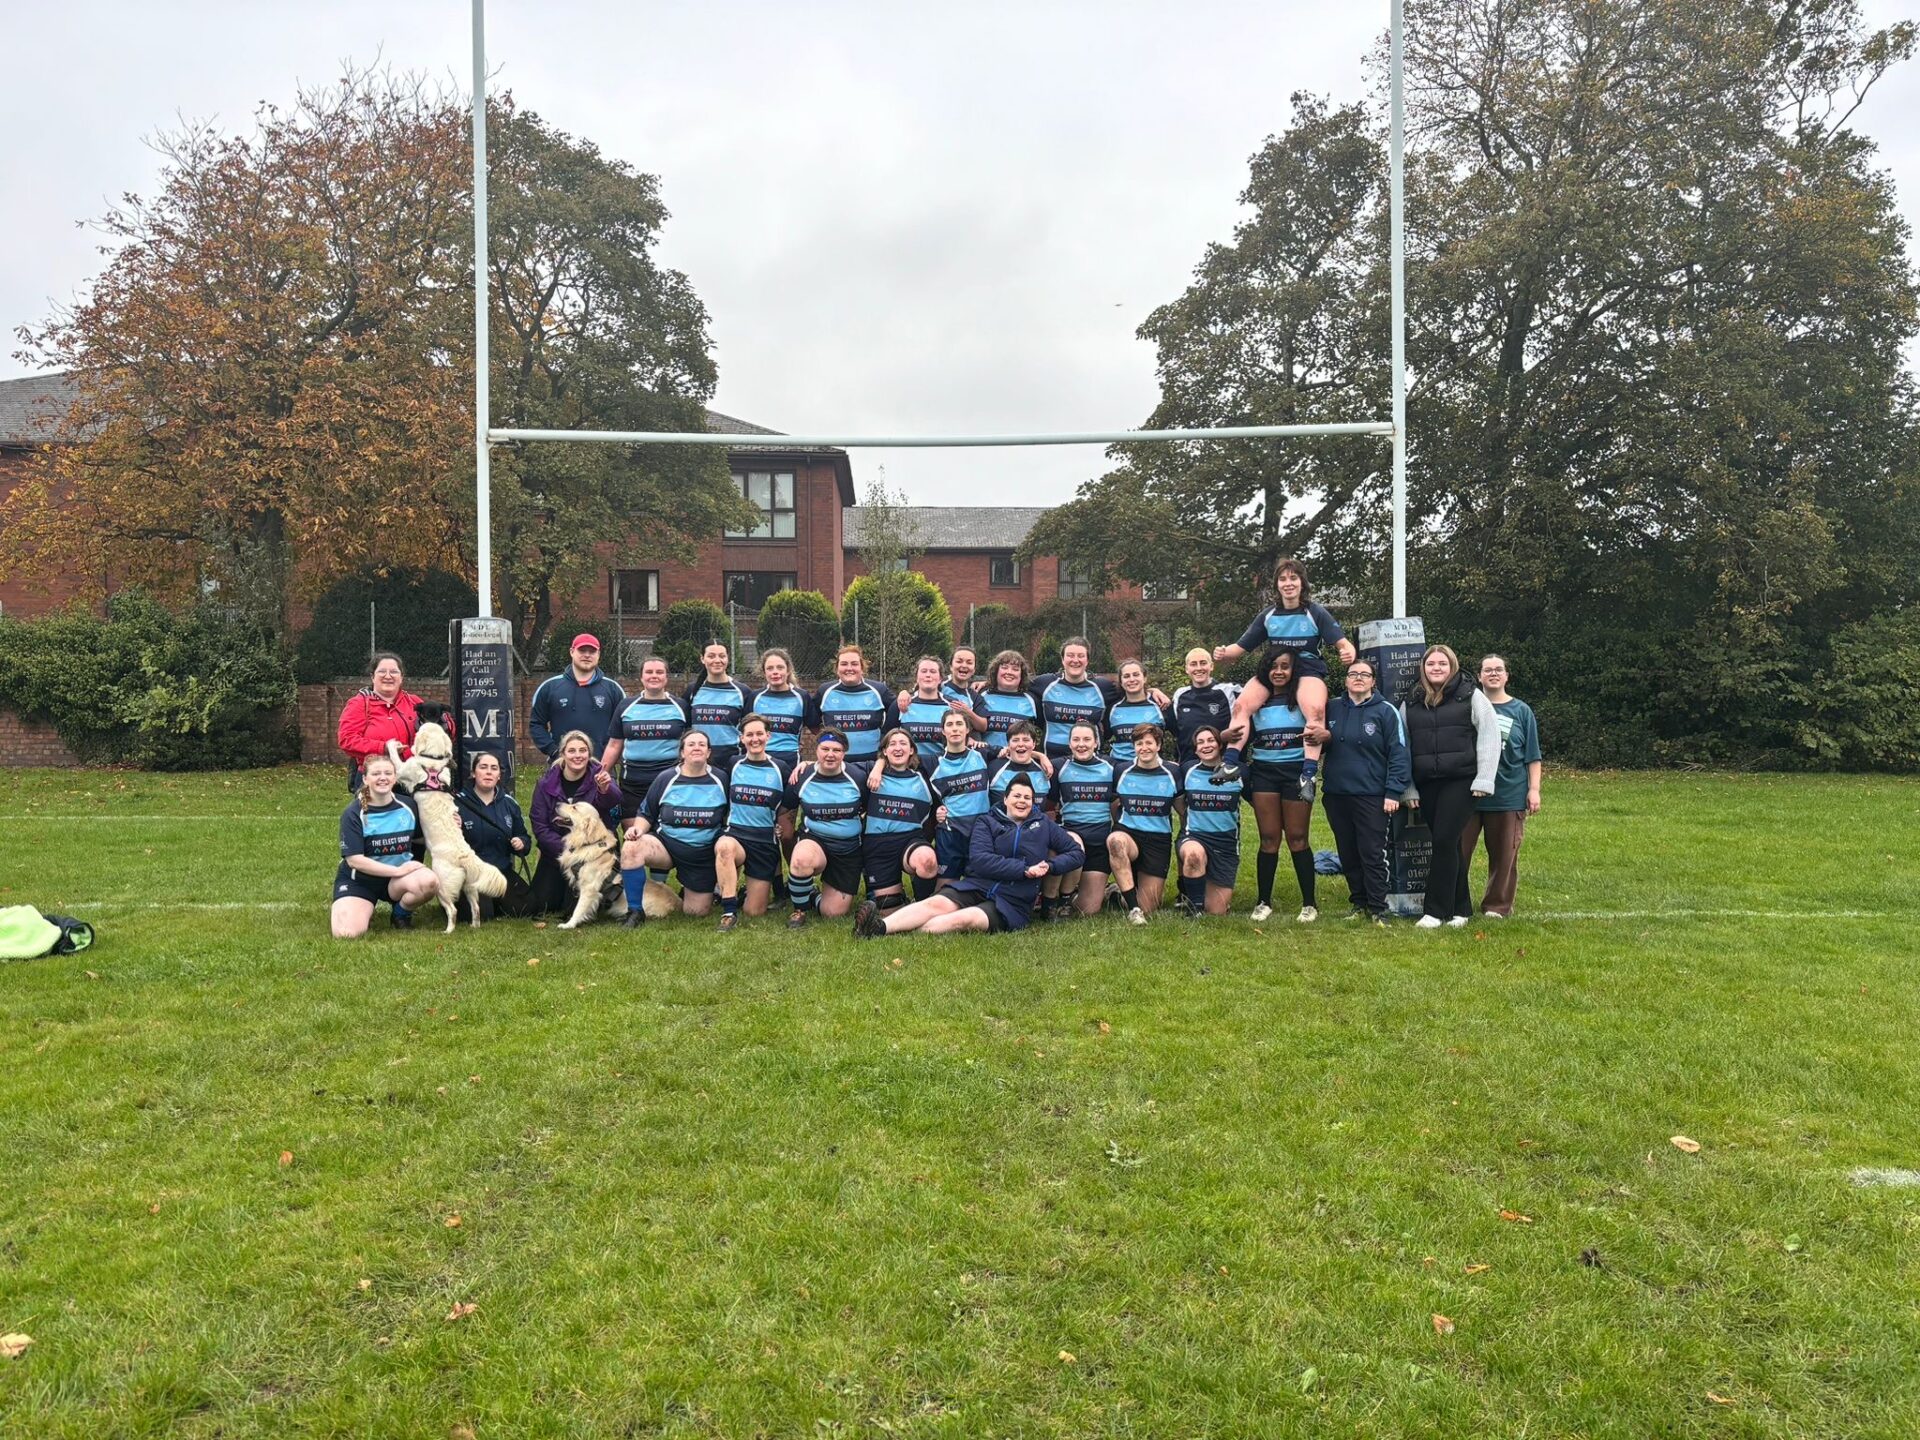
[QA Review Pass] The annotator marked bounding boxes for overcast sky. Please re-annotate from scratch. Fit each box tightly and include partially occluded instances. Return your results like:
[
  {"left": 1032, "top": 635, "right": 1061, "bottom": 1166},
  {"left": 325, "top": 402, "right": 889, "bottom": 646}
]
[{"left": 5, "top": 1, "right": 1918, "bottom": 506}]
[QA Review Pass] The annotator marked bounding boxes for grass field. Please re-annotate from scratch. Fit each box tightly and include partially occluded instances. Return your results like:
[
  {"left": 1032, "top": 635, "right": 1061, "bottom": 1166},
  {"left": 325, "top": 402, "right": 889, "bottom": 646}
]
[{"left": 1, "top": 765, "right": 1917, "bottom": 1438}]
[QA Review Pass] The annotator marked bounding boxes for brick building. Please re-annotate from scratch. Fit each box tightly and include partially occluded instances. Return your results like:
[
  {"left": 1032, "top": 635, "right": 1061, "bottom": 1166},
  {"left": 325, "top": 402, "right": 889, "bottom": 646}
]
[{"left": 1, "top": 371, "right": 1165, "bottom": 646}]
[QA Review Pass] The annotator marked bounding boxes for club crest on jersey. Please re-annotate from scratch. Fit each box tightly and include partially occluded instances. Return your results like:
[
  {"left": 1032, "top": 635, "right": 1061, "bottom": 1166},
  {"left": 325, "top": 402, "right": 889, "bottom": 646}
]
[
  {"left": 595, "top": 695, "right": 607, "bottom": 708},
  {"left": 1363, "top": 721, "right": 1377, "bottom": 735}
]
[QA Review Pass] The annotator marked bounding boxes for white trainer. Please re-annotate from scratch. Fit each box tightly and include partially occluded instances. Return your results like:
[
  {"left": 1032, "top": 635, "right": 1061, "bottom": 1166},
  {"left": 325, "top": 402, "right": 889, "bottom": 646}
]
[
  {"left": 1414, "top": 915, "right": 1444, "bottom": 929},
  {"left": 1249, "top": 903, "right": 1274, "bottom": 922},
  {"left": 1297, "top": 905, "right": 1319, "bottom": 923},
  {"left": 1446, "top": 915, "right": 1470, "bottom": 928},
  {"left": 1127, "top": 906, "right": 1148, "bottom": 926}
]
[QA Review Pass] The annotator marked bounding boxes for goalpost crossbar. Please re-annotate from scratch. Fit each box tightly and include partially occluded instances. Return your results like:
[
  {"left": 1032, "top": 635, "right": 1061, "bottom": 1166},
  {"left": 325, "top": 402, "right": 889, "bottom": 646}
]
[{"left": 488, "top": 422, "right": 1395, "bottom": 449}]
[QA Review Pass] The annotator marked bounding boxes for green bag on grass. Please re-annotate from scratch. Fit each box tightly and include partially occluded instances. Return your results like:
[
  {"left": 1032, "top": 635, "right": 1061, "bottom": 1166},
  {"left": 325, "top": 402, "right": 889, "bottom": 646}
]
[{"left": 0, "top": 906, "right": 93, "bottom": 960}]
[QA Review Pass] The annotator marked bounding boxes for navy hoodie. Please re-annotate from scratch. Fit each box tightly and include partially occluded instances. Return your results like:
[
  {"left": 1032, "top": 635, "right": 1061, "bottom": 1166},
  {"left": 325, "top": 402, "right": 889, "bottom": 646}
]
[{"left": 1320, "top": 692, "right": 1412, "bottom": 798}]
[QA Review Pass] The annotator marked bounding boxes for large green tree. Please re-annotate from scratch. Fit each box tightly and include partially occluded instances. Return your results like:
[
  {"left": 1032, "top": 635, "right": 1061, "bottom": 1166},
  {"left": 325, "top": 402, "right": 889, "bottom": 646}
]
[{"left": 1027, "top": 0, "right": 1920, "bottom": 765}]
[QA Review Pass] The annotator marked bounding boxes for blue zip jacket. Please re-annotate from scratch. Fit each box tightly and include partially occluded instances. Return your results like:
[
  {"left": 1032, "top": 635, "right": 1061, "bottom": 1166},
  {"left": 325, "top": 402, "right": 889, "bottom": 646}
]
[
  {"left": 951, "top": 809, "right": 1084, "bottom": 931},
  {"left": 529, "top": 669, "right": 627, "bottom": 759},
  {"left": 1320, "top": 692, "right": 1411, "bottom": 798}
]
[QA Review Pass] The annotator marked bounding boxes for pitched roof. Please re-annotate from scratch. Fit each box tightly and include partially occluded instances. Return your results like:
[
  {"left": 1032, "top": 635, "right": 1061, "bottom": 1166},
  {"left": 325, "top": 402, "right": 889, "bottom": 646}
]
[
  {"left": 0, "top": 371, "right": 81, "bottom": 446},
  {"left": 842, "top": 505, "right": 1053, "bottom": 552}
]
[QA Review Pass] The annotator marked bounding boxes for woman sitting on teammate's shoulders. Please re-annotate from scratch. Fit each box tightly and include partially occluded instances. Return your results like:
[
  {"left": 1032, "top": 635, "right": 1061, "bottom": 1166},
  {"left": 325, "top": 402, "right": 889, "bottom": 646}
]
[
  {"left": 331, "top": 754, "right": 440, "bottom": 938},
  {"left": 529, "top": 730, "right": 622, "bottom": 916},
  {"left": 852, "top": 774, "right": 1081, "bottom": 938},
  {"left": 455, "top": 751, "right": 529, "bottom": 920},
  {"left": 1213, "top": 559, "right": 1356, "bottom": 795},
  {"left": 1306, "top": 655, "right": 1409, "bottom": 924}
]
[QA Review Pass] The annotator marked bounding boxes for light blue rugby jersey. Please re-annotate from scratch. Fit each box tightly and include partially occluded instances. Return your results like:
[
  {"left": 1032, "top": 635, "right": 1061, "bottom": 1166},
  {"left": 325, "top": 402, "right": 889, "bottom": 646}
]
[
  {"left": 815, "top": 682, "right": 893, "bottom": 761},
  {"left": 1115, "top": 761, "right": 1181, "bottom": 834},
  {"left": 725, "top": 754, "right": 791, "bottom": 834},
  {"left": 897, "top": 692, "right": 953, "bottom": 759},
  {"left": 1054, "top": 756, "right": 1118, "bottom": 829},
  {"left": 927, "top": 748, "right": 991, "bottom": 820},
  {"left": 1105, "top": 696, "right": 1167, "bottom": 765},
  {"left": 866, "top": 764, "right": 934, "bottom": 836},
  {"left": 1235, "top": 602, "right": 1343, "bottom": 661},
  {"left": 974, "top": 689, "right": 1039, "bottom": 757},
  {"left": 1180, "top": 760, "right": 1243, "bottom": 838},
  {"left": 748, "top": 687, "right": 810, "bottom": 760},
  {"left": 795, "top": 763, "right": 866, "bottom": 844},
  {"left": 617, "top": 693, "right": 688, "bottom": 772},
  {"left": 685, "top": 679, "right": 750, "bottom": 755},
  {"left": 1250, "top": 697, "right": 1307, "bottom": 765},
  {"left": 988, "top": 757, "right": 1053, "bottom": 812},
  {"left": 643, "top": 769, "right": 728, "bottom": 849}
]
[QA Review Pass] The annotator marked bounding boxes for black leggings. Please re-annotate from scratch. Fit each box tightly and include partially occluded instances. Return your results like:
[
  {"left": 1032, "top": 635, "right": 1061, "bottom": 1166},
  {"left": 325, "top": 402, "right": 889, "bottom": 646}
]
[
  {"left": 1324, "top": 793, "right": 1390, "bottom": 916},
  {"left": 1418, "top": 777, "right": 1476, "bottom": 920}
]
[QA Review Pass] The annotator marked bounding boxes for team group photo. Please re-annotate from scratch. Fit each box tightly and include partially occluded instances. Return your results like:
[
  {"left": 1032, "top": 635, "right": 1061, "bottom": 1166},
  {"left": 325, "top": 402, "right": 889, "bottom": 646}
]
[{"left": 2, "top": 0, "right": 1918, "bottom": 1435}]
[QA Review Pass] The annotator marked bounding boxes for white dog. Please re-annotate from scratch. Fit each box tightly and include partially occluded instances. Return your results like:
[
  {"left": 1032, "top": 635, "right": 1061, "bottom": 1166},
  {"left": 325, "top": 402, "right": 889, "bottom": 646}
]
[
  {"left": 388, "top": 722, "right": 507, "bottom": 932},
  {"left": 553, "top": 800, "right": 629, "bottom": 929}
]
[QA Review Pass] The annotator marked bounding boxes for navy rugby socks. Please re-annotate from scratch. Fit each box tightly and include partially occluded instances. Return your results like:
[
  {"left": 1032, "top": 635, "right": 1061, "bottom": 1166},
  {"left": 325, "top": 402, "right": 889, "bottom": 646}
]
[
  {"left": 1291, "top": 849, "right": 1317, "bottom": 907},
  {"left": 1256, "top": 852, "right": 1278, "bottom": 906},
  {"left": 788, "top": 872, "right": 817, "bottom": 912}
]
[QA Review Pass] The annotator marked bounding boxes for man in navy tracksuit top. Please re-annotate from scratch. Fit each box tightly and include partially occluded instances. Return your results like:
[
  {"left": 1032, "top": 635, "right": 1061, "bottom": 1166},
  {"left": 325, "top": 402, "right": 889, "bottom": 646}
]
[
  {"left": 529, "top": 634, "right": 627, "bottom": 760},
  {"left": 1310, "top": 657, "right": 1411, "bottom": 921}
]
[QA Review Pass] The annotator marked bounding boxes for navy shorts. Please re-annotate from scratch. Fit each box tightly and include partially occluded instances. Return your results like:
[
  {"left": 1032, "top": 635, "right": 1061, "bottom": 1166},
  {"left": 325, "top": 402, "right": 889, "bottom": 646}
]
[
  {"left": 1264, "top": 648, "right": 1330, "bottom": 682},
  {"left": 1117, "top": 826, "right": 1172, "bottom": 881},
  {"left": 944, "top": 883, "right": 1010, "bottom": 933},
  {"left": 863, "top": 831, "right": 937, "bottom": 892},
  {"left": 934, "top": 820, "right": 978, "bottom": 881},
  {"left": 726, "top": 828, "right": 783, "bottom": 884},
  {"left": 1064, "top": 824, "right": 1111, "bottom": 874},
  {"left": 810, "top": 837, "right": 865, "bottom": 898},
  {"left": 621, "top": 766, "right": 672, "bottom": 817},
  {"left": 1182, "top": 831, "right": 1241, "bottom": 889},
  {"left": 1248, "top": 760, "right": 1304, "bottom": 796},
  {"left": 332, "top": 862, "right": 391, "bottom": 907},
  {"left": 660, "top": 836, "right": 719, "bottom": 896}
]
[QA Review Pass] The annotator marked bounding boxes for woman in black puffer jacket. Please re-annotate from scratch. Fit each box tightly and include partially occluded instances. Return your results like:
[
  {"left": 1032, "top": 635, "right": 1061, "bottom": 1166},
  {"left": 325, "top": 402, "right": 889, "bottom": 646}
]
[{"left": 1399, "top": 645, "right": 1501, "bottom": 928}]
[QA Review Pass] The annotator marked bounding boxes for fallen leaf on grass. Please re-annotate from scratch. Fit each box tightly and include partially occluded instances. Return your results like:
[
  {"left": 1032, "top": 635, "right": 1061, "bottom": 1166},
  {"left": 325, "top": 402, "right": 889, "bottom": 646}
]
[
  {"left": 526, "top": 957, "right": 540, "bottom": 967},
  {"left": 1097, "top": 1021, "right": 1112, "bottom": 1035},
  {"left": 278, "top": 1150, "right": 295, "bottom": 1168},
  {"left": 532, "top": 921, "right": 548, "bottom": 929},
  {"left": 1499, "top": 1209, "right": 1532, "bottom": 1224},
  {"left": 1057, "top": 1350, "right": 1076, "bottom": 1364},
  {"left": 1580, "top": 1248, "right": 1604, "bottom": 1268},
  {"left": 467, "top": 1075, "right": 482, "bottom": 1085},
  {"left": 1431, "top": 1314, "right": 1455, "bottom": 1335},
  {"left": 444, "top": 1214, "right": 463, "bottom": 1228},
  {"left": 85, "top": 971, "right": 99, "bottom": 981},
  {"left": 357, "top": 1278, "right": 372, "bottom": 1291},
  {"left": 149, "top": 1203, "right": 161, "bottom": 1215},
  {"left": 1707, "top": 1392, "right": 1736, "bottom": 1407},
  {"left": 451, "top": 1425, "right": 478, "bottom": 1440},
  {"left": 1463, "top": 1263, "right": 1490, "bottom": 1275},
  {"left": 445, "top": 1302, "right": 478, "bottom": 1321},
  {"left": 889, "top": 957, "right": 903, "bottom": 969},
  {"left": 0, "top": 1333, "right": 32, "bottom": 1359},
  {"left": 1670, "top": 1135, "right": 1702, "bottom": 1154}
]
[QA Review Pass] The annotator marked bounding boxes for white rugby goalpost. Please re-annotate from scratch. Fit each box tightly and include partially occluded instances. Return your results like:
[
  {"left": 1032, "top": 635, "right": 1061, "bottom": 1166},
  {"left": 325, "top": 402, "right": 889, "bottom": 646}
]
[{"left": 467, "top": 0, "right": 1410, "bottom": 620}]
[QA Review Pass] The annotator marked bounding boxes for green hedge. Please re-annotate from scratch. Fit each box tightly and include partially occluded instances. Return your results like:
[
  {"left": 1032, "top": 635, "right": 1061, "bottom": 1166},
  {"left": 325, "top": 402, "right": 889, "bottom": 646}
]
[
  {"left": 294, "top": 570, "right": 476, "bottom": 683},
  {"left": 0, "top": 592, "right": 297, "bottom": 769},
  {"left": 755, "top": 590, "right": 840, "bottom": 681},
  {"left": 840, "top": 572, "right": 953, "bottom": 681},
  {"left": 654, "top": 600, "right": 735, "bottom": 676}
]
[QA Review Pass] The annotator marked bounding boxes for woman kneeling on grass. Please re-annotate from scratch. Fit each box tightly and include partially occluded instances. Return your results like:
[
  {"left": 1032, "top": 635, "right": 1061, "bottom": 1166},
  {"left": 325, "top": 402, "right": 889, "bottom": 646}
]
[
  {"left": 331, "top": 754, "right": 440, "bottom": 938},
  {"left": 852, "top": 774, "right": 1081, "bottom": 938}
]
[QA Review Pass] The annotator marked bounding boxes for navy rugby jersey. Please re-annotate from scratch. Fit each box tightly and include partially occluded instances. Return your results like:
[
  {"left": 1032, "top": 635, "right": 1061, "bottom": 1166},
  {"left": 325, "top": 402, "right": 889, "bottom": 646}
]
[
  {"left": 1180, "top": 761, "right": 1244, "bottom": 838},
  {"left": 926, "top": 748, "right": 991, "bottom": 821},
  {"left": 725, "top": 754, "right": 791, "bottom": 834},
  {"left": 1105, "top": 695, "right": 1170, "bottom": 765},
  {"left": 616, "top": 692, "right": 689, "bottom": 778},
  {"left": 1171, "top": 682, "right": 1239, "bottom": 763},
  {"left": 1235, "top": 602, "right": 1344, "bottom": 663},
  {"left": 1054, "top": 756, "right": 1118, "bottom": 829},
  {"left": 684, "top": 678, "right": 750, "bottom": 758},
  {"left": 866, "top": 764, "right": 935, "bottom": 837},
  {"left": 1115, "top": 762, "right": 1181, "bottom": 834},
  {"left": 896, "top": 691, "right": 953, "bottom": 759},
  {"left": 973, "top": 689, "right": 1040, "bottom": 758},
  {"left": 1029, "top": 673, "right": 1119, "bottom": 756},
  {"left": 642, "top": 769, "right": 729, "bottom": 849},
  {"left": 340, "top": 795, "right": 423, "bottom": 865},
  {"left": 814, "top": 681, "right": 895, "bottom": 761},
  {"left": 748, "top": 687, "right": 811, "bottom": 761},
  {"left": 1250, "top": 696, "right": 1307, "bottom": 766},
  {"left": 940, "top": 678, "right": 976, "bottom": 708},
  {"left": 988, "top": 756, "right": 1053, "bottom": 812},
  {"left": 793, "top": 763, "right": 867, "bottom": 844}
]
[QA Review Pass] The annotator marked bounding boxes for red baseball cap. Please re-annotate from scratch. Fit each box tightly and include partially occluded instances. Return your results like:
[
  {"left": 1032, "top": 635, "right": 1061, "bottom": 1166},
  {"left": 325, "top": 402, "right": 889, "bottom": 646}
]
[{"left": 570, "top": 633, "right": 601, "bottom": 652}]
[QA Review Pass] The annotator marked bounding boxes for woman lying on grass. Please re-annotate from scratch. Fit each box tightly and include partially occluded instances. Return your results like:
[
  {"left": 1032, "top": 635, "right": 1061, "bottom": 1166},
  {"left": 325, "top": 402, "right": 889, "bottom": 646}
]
[{"left": 851, "top": 774, "right": 1082, "bottom": 937}]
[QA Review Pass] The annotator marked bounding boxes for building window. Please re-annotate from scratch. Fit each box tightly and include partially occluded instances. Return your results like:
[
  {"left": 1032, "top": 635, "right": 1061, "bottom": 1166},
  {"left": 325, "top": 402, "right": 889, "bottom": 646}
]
[
  {"left": 724, "top": 571, "right": 796, "bottom": 611},
  {"left": 726, "top": 470, "right": 796, "bottom": 539},
  {"left": 1143, "top": 580, "right": 1190, "bottom": 601},
  {"left": 989, "top": 554, "right": 1021, "bottom": 588},
  {"left": 610, "top": 569, "right": 659, "bottom": 614},
  {"left": 1058, "top": 562, "right": 1099, "bottom": 599}
]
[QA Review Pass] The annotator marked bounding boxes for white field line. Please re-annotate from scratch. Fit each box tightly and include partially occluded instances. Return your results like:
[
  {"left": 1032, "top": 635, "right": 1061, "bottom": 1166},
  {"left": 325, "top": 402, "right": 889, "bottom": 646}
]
[{"left": 0, "top": 814, "right": 338, "bottom": 821}]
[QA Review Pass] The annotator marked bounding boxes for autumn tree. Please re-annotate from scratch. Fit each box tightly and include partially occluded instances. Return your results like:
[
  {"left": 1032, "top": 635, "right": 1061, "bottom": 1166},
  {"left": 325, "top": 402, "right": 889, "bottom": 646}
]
[
  {"left": 7, "top": 70, "right": 472, "bottom": 630},
  {"left": 6, "top": 69, "right": 751, "bottom": 658}
]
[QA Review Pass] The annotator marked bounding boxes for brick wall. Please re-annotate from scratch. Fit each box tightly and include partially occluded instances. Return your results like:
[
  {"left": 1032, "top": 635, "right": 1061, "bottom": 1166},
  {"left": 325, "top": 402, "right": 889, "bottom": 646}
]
[
  {"left": 0, "top": 706, "right": 79, "bottom": 767},
  {"left": 0, "top": 449, "right": 104, "bottom": 621}
]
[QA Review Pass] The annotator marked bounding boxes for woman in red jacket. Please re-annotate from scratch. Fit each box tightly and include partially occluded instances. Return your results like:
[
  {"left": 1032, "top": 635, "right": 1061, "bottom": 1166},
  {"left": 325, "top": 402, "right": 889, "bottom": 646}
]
[{"left": 336, "top": 652, "right": 426, "bottom": 790}]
